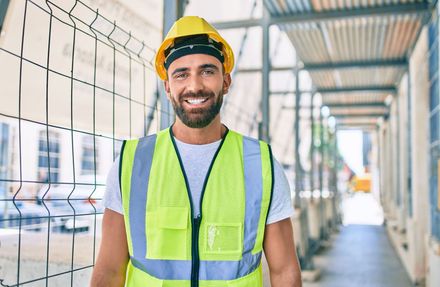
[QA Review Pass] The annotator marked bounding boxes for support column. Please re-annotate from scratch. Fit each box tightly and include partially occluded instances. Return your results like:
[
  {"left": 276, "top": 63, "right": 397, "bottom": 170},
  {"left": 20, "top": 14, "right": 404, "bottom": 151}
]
[
  {"left": 319, "top": 108, "right": 325, "bottom": 239},
  {"left": 260, "top": 6, "right": 270, "bottom": 142},
  {"left": 159, "top": 0, "right": 186, "bottom": 129},
  {"left": 332, "top": 128, "right": 339, "bottom": 228},
  {"left": 307, "top": 94, "right": 322, "bottom": 254},
  {"left": 408, "top": 27, "right": 429, "bottom": 283},
  {"left": 391, "top": 100, "right": 399, "bottom": 219},
  {"left": 310, "top": 93, "right": 315, "bottom": 200},
  {"left": 292, "top": 69, "right": 316, "bottom": 274},
  {"left": 308, "top": 91, "right": 317, "bottom": 251},
  {"left": 378, "top": 122, "right": 388, "bottom": 214},
  {"left": 294, "top": 67, "right": 301, "bottom": 209}
]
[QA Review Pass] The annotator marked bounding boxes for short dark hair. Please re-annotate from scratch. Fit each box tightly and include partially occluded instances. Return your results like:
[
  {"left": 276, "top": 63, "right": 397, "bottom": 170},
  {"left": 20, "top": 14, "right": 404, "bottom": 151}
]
[{"left": 164, "top": 34, "right": 225, "bottom": 70}]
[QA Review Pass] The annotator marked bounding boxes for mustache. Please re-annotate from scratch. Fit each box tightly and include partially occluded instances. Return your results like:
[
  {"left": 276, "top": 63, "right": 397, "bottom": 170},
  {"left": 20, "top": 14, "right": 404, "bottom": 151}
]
[{"left": 180, "top": 90, "right": 215, "bottom": 99}]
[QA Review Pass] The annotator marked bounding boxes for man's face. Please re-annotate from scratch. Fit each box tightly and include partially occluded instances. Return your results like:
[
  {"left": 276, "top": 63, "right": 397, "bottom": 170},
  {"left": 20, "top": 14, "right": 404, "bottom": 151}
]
[{"left": 164, "top": 53, "right": 231, "bottom": 128}]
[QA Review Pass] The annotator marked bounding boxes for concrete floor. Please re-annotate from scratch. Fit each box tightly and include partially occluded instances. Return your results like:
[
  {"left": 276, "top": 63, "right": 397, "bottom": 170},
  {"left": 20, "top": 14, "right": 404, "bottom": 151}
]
[{"left": 303, "top": 224, "right": 412, "bottom": 287}]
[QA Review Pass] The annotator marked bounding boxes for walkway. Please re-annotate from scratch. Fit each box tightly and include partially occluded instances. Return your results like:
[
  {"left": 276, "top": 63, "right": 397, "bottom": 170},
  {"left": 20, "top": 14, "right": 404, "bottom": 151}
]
[{"left": 303, "top": 224, "right": 412, "bottom": 287}]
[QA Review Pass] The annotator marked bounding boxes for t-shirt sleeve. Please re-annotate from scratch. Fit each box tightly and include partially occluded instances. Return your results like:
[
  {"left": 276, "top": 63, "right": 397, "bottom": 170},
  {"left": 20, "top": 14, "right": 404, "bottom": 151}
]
[
  {"left": 103, "top": 156, "right": 123, "bottom": 214},
  {"left": 266, "top": 157, "right": 294, "bottom": 225}
]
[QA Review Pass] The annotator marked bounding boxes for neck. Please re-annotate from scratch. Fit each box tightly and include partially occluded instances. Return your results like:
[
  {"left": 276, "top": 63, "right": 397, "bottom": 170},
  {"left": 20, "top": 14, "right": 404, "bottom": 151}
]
[{"left": 172, "top": 116, "right": 225, "bottom": 144}]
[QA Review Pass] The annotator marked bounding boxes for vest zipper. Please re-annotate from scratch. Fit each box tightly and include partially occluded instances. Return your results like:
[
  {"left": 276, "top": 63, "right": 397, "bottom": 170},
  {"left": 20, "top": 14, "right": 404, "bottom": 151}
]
[
  {"left": 192, "top": 215, "right": 201, "bottom": 287},
  {"left": 168, "top": 127, "right": 229, "bottom": 287},
  {"left": 193, "top": 130, "right": 228, "bottom": 286}
]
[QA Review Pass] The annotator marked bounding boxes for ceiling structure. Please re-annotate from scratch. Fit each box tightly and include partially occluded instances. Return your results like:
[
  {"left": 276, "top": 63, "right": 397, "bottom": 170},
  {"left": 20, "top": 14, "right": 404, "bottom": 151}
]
[
  {"left": 265, "top": 0, "right": 434, "bottom": 127},
  {"left": 264, "top": 0, "right": 434, "bottom": 126},
  {"left": 214, "top": 0, "right": 436, "bottom": 129}
]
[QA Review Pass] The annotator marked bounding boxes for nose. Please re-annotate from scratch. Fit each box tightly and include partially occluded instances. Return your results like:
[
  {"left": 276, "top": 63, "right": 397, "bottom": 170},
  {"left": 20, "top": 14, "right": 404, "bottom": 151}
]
[{"left": 186, "top": 74, "right": 204, "bottom": 94}]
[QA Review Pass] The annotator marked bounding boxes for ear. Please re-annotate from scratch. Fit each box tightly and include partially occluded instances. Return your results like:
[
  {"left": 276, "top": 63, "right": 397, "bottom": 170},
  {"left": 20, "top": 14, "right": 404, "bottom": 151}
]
[
  {"left": 222, "top": 73, "right": 232, "bottom": 94},
  {"left": 164, "top": 80, "right": 171, "bottom": 100}
]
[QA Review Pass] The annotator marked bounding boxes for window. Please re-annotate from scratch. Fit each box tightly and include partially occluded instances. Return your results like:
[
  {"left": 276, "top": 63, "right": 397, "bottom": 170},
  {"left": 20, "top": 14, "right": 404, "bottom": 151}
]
[
  {"left": 81, "top": 135, "right": 98, "bottom": 175},
  {"left": 429, "top": 19, "right": 440, "bottom": 239},
  {"left": 0, "top": 122, "right": 9, "bottom": 199},
  {"left": 37, "top": 130, "right": 60, "bottom": 183},
  {"left": 0, "top": 0, "right": 10, "bottom": 33}
]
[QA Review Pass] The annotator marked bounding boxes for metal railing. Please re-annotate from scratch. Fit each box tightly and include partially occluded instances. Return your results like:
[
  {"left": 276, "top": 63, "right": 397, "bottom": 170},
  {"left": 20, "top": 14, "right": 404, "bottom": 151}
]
[{"left": 0, "top": 0, "right": 166, "bottom": 286}]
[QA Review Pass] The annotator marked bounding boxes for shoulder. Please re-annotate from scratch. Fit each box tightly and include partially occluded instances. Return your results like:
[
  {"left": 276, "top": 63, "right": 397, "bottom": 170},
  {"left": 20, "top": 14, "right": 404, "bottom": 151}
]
[
  {"left": 229, "top": 130, "right": 271, "bottom": 150},
  {"left": 267, "top": 157, "right": 294, "bottom": 224},
  {"left": 121, "top": 133, "right": 159, "bottom": 152}
]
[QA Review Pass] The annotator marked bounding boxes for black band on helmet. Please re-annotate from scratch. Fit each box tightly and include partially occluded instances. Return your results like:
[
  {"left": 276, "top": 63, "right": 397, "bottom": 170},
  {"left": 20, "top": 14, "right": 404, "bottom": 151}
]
[{"left": 164, "top": 34, "right": 224, "bottom": 70}]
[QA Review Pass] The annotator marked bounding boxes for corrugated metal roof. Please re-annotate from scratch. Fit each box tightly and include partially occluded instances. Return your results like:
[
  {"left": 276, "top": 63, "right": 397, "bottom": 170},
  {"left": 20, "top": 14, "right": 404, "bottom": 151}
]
[
  {"left": 282, "top": 15, "right": 421, "bottom": 63},
  {"left": 266, "top": 0, "right": 424, "bottom": 15},
  {"left": 334, "top": 117, "right": 380, "bottom": 125},
  {"left": 309, "top": 66, "right": 404, "bottom": 88},
  {"left": 329, "top": 107, "right": 388, "bottom": 115},
  {"left": 264, "top": 0, "right": 429, "bottom": 126},
  {"left": 321, "top": 92, "right": 389, "bottom": 104}
]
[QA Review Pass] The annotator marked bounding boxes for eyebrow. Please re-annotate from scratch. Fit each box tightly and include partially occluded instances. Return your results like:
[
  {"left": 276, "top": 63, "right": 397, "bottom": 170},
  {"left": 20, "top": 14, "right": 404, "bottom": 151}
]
[
  {"left": 171, "top": 67, "right": 189, "bottom": 76},
  {"left": 170, "top": 63, "right": 220, "bottom": 76},
  {"left": 199, "top": 64, "right": 220, "bottom": 71}
]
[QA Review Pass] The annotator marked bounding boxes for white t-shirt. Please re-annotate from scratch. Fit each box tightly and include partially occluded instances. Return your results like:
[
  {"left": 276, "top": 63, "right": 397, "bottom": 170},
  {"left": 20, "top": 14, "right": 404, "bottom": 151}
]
[{"left": 104, "top": 137, "right": 294, "bottom": 224}]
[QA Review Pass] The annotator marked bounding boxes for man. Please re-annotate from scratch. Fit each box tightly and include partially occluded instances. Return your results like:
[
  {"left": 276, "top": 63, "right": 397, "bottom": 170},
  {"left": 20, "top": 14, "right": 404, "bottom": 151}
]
[{"left": 91, "top": 16, "right": 302, "bottom": 287}]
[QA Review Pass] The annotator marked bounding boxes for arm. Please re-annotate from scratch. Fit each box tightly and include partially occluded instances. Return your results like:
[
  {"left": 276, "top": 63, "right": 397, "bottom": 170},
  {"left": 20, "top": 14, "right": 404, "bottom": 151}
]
[
  {"left": 264, "top": 218, "right": 302, "bottom": 287},
  {"left": 90, "top": 208, "right": 129, "bottom": 287}
]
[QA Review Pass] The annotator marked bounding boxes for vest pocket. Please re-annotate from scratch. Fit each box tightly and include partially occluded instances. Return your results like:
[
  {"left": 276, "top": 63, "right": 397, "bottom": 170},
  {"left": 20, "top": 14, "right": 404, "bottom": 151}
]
[
  {"left": 146, "top": 206, "right": 189, "bottom": 260},
  {"left": 203, "top": 222, "right": 243, "bottom": 257}
]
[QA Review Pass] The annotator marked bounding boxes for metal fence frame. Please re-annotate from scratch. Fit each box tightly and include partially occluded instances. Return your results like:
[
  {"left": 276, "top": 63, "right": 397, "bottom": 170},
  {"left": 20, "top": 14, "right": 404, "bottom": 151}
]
[{"left": 0, "top": 0, "right": 167, "bottom": 286}]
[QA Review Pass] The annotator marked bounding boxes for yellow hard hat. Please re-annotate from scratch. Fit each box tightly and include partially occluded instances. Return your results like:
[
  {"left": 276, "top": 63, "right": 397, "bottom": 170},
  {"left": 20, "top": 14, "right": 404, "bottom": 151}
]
[{"left": 154, "top": 16, "right": 235, "bottom": 81}]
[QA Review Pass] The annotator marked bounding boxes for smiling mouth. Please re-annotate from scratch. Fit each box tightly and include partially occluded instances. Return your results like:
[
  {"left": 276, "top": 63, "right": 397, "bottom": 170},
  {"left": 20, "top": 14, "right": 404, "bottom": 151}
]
[{"left": 184, "top": 98, "right": 209, "bottom": 105}]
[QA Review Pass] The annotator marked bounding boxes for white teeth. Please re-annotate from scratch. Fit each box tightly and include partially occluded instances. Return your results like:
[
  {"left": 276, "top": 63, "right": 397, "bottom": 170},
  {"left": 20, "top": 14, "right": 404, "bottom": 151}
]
[{"left": 187, "top": 98, "right": 206, "bottom": 104}]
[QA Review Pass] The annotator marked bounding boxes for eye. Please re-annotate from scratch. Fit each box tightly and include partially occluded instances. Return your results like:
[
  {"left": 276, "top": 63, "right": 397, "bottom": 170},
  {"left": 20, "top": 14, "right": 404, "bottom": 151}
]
[
  {"left": 174, "top": 73, "right": 188, "bottom": 80},
  {"left": 202, "top": 69, "right": 215, "bottom": 76}
]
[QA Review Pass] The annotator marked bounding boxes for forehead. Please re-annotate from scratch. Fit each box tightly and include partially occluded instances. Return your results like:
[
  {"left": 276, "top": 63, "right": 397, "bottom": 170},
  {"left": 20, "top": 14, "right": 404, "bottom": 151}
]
[{"left": 167, "top": 53, "right": 222, "bottom": 71}]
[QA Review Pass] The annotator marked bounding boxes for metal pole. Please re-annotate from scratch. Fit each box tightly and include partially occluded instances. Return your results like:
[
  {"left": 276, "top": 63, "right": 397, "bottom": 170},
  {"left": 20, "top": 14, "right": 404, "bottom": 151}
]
[
  {"left": 319, "top": 107, "right": 325, "bottom": 239},
  {"left": 395, "top": 93, "right": 401, "bottom": 209},
  {"left": 332, "top": 128, "right": 339, "bottom": 228},
  {"left": 260, "top": 6, "right": 270, "bottom": 142},
  {"left": 294, "top": 71, "right": 315, "bottom": 270},
  {"left": 407, "top": 65, "right": 413, "bottom": 217},
  {"left": 294, "top": 67, "right": 301, "bottom": 209},
  {"left": 159, "top": 0, "right": 186, "bottom": 129},
  {"left": 310, "top": 93, "right": 315, "bottom": 202}
]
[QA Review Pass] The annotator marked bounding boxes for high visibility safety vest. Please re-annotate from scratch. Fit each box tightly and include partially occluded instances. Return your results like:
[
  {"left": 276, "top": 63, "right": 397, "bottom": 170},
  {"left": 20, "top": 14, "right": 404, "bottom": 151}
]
[{"left": 119, "top": 127, "right": 274, "bottom": 287}]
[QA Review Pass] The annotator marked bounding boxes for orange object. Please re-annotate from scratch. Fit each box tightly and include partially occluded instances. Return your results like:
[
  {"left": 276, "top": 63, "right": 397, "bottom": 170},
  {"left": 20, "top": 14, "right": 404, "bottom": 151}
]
[{"left": 352, "top": 173, "right": 371, "bottom": 192}]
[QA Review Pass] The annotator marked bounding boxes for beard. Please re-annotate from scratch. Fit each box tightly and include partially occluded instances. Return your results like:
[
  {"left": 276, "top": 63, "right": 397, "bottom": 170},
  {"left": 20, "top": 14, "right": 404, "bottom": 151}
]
[{"left": 170, "top": 90, "right": 224, "bottom": 128}]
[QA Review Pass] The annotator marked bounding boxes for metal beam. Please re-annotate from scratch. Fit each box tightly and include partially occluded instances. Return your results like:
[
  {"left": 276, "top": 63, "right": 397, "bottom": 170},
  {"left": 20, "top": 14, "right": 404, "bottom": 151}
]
[
  {"left": 281, "top": 105, "right": 311, "bottom": 109},
  {"left": 282, "top": 102, "right": 388, "bottom": 109},
  {"left": 304, "top": 59, "right": 407, "bottom": 71},
  {"left": 160, "top": 0, "right": 186, "bottom": 129},
  {"left": 212, "top": 2, "right": 431, "bottom": 29},
  {"left": 337, "top": 122, "right": 377, "bottom": 125},
  {"left": 236, "top": 66, "right": 297, "bottom": 73},
  {"left": 310, "top": 92, "right": 315, "bottom": 201},
  {"left": 260, "top": 6, "right": 270, "bottom": 142},
  {"left": 336, "top": 122, "right": 378, "bottom": 126},
  {"left": 318, "top": 86, "right": 396, "bottom": 94},
  {"left": 325, "top": 102, "right": 387, "bottom": 108},
  {"left": 318, "top": 108, "right": 325, "bottom": 239},
  {"left": 272, "top": 90, "right": 314, "bottom": 95},
  {"left": 332, "top": 113, "right": 386, "bottom": 118},
  {"left": 294, "top": 67, "right": 301, "bottom": 209},
  {"left": 235, "top": 59, "right": 406, "bottom": 74},
  {"left": 337, "top": 125, "right": 378, "bottom": 131},
  {"left": 336, "top": 119, "right": 379, "bottom": 124}
]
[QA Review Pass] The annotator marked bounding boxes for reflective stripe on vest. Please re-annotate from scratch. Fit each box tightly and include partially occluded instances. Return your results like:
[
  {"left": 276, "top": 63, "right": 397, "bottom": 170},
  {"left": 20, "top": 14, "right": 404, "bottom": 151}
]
[{"left": 120, "top": 128, "right": 273, "bottom": 285}]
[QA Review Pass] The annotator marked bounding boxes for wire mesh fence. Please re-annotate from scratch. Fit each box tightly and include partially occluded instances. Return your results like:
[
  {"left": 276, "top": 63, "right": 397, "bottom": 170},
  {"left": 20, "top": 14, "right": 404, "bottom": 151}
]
[
  {"left": 0, "top": 0, "right": 165, "bottom": 286},
  {"left": 0, "top": 0, "right": 320, "bottom": 285}
]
